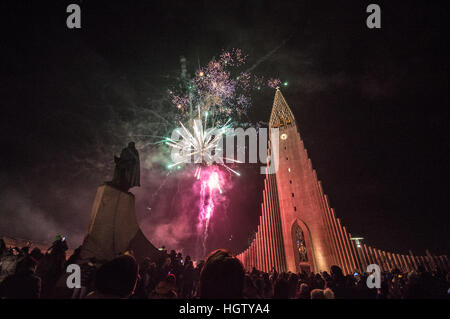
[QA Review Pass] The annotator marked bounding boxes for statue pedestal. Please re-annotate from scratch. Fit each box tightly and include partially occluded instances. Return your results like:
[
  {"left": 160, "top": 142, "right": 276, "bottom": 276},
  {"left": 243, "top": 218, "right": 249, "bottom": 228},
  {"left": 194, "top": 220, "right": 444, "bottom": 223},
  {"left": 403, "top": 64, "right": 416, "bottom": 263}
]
[{"left": 80, "top": 184, "right": 160, "bottom": 263}]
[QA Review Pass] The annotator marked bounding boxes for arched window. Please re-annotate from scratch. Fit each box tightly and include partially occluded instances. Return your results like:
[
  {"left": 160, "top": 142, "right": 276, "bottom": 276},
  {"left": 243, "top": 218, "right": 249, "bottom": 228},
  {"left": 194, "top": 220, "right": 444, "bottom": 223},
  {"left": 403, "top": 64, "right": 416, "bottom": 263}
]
[{"left": 293, "top": 223, "right": 308, "bottom": 262}]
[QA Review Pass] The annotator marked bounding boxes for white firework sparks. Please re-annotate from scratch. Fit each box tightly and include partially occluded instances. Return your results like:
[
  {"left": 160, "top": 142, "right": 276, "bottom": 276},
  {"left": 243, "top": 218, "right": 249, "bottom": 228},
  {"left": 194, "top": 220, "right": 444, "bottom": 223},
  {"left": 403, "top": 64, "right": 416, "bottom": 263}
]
[{"left": 165, "top": 106, "right": 241, "bottom": 178}]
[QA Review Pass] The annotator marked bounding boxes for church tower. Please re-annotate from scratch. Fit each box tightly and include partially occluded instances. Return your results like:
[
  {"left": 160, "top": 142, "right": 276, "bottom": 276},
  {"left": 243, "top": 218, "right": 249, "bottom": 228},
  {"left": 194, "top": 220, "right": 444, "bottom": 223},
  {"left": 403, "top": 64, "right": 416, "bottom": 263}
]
[
  {"left": 236, "top": 89, "right": 449, "bottom": 275},
  {"left": 269, "top": 89, "right": 334, "bottom": 273}
]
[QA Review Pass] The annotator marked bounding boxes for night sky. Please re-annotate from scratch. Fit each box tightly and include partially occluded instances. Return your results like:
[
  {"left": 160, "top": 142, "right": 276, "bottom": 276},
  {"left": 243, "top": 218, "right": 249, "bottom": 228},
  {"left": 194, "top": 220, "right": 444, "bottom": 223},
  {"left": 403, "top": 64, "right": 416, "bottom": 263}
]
[{"left": 1, "top": 0, "right": 448, "bottom": 259}]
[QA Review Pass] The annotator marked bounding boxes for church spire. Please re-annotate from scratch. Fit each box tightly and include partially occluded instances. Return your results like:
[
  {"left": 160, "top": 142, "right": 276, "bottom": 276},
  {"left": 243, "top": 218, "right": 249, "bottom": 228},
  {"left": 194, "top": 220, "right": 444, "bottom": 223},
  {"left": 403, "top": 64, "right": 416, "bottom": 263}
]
[{"left": 269, "top": 88, "right": 295, "bottom": 128}]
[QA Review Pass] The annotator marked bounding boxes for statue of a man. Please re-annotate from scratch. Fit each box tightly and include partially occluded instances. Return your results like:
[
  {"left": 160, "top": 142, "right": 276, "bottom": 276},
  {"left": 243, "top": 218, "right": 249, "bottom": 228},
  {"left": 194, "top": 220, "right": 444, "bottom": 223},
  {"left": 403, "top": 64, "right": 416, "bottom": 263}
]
[{"left": 109, "top": 142, "right": 140, "bottom": 192}]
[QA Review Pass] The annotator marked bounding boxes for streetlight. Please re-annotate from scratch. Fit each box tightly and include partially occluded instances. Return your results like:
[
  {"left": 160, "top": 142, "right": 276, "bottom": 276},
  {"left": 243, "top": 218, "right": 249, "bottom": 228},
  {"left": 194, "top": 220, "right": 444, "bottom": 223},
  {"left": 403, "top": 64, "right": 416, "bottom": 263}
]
[{"left": 350, "top": 237, "right": 364, "bottom": 248}]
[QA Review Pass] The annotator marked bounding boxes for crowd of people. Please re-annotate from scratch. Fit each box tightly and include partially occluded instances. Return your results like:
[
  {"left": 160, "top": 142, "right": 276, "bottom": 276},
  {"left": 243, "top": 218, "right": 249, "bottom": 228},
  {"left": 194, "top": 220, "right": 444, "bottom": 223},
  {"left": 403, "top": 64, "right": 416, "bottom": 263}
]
[{"left": 0, "top": 237, "right": 448, "bottom": 299}]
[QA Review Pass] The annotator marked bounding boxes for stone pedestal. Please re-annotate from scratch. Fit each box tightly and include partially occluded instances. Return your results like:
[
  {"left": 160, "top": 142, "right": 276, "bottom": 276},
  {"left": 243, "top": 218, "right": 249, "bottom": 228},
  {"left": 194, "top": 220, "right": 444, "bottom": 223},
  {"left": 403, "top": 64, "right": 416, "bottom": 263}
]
[{"left": 80, "top": 184, "right": 160, "bottom": 263}]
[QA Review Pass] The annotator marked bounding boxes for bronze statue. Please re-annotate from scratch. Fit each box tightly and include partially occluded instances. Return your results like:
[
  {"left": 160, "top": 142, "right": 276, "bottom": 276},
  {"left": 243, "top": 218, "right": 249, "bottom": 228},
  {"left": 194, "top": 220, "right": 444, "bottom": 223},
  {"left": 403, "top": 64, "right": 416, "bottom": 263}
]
[{"left": 109, "top": 142, "right": 140, "bottom": 192}]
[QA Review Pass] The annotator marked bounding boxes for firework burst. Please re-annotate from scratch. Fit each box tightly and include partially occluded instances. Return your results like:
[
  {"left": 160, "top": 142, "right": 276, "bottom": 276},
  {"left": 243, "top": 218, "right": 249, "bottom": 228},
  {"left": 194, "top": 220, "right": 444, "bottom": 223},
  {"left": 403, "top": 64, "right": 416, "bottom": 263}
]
[{"left": 164, "top": 49, "right": 281, "bottom": 256}]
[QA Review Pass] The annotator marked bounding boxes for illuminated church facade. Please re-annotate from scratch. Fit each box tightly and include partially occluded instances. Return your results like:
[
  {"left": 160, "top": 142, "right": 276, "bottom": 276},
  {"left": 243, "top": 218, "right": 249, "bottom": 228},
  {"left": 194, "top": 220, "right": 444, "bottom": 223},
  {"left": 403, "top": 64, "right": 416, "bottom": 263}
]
[{"left": 236, "top": 89, "right": 449, "bottom": 274}]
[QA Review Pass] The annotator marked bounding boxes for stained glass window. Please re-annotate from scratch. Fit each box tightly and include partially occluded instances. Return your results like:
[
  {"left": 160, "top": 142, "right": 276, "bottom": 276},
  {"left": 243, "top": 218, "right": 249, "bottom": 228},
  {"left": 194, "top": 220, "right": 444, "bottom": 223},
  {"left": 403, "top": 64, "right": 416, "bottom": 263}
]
[{"left": 295, "top": 225, "right": 308, "bottom": 262}]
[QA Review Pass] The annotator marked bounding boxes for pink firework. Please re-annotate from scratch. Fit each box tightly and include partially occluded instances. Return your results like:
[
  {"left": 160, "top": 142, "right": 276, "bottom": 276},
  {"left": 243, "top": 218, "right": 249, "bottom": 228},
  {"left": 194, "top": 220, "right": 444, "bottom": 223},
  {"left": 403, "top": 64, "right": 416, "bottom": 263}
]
[
  {"left": 199, "top": 169, "right": 223, "bottom": 222},
  {"left": 198, "top": 167, "right": 224, "bottom": 256},
  {"left": 267, "top": 78, "right": 282, "bottom": 89},
  {"left": 168, "top": 48, "right": 283, "bottom": 127}
]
